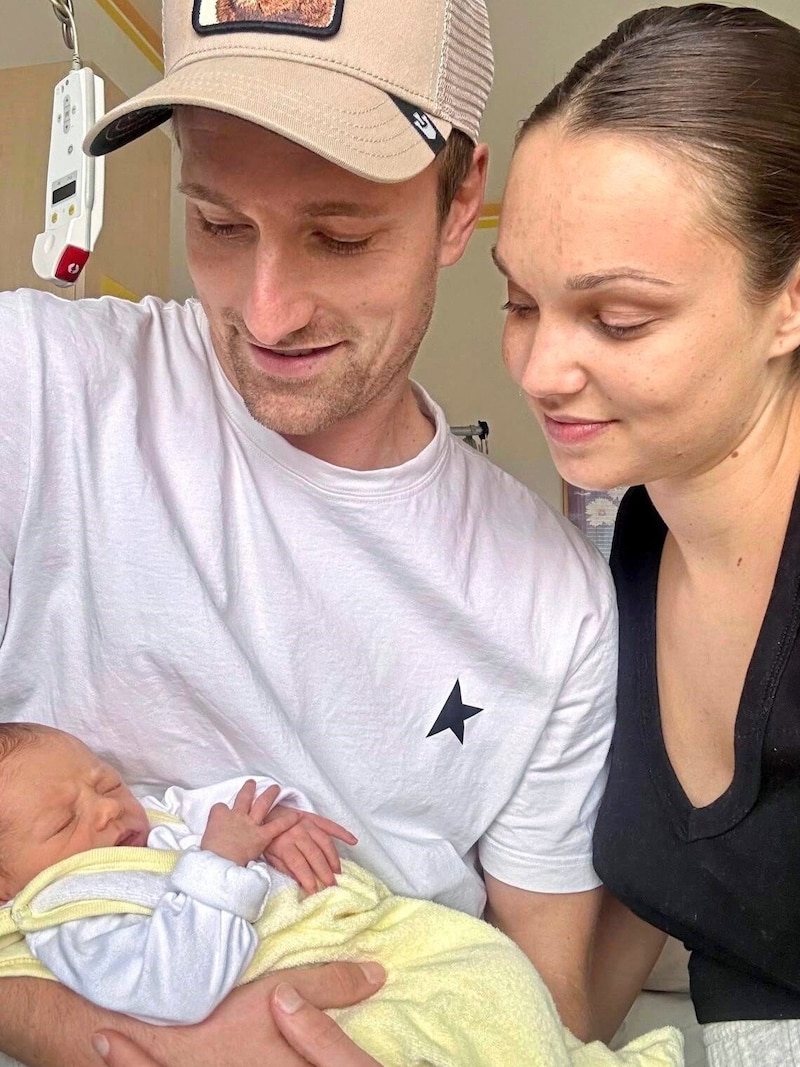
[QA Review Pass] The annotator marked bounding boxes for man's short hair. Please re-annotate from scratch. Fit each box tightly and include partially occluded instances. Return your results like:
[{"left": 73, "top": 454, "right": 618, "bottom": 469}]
[{"left": 436, "top": 130, "right": 476, "bottom": 225}]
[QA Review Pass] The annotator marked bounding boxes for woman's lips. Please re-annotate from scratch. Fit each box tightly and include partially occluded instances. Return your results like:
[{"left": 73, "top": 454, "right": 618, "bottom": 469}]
[{"left": 542, "top": 415, "right": 614, "bottom": 446}]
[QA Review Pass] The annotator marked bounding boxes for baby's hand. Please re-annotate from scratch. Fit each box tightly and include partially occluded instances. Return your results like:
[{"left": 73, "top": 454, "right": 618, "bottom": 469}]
[
  {"left": 263, "top": 807, "right": 358, "bottom": 895},
  {"left": 200, "top": 781, "right": 304, "bottom": 866}
]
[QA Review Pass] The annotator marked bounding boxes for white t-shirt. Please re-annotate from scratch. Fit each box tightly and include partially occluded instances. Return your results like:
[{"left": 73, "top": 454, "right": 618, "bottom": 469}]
[{"left": 0, "top": 289, "right": 617, "bottom": 916}]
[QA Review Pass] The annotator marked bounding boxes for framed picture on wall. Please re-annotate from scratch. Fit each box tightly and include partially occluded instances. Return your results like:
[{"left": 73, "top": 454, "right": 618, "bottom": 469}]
[{"left": 563, "top": 483, "right": 628, "bottom": 562}]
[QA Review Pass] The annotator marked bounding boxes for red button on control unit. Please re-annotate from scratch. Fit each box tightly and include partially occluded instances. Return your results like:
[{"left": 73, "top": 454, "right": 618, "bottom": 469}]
[{"left": 54, "top": 245, "right": 90, "bottom": 284}]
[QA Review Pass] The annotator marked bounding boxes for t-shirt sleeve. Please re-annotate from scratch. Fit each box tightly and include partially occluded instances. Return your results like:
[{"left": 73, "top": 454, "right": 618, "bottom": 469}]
[
  {"left": 478, "top": 584, "right": 618, "bottom": 894},
  {"left": 0, "top": 293, "right": 33, "bottom": 638}
]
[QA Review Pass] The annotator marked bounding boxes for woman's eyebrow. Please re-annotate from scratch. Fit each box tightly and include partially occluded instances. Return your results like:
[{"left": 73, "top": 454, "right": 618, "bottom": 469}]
[
  {"left": 491, "top": 246, "right": 676, "bottom": 292},
  {"left": 565, "top": 270, "right": 675, "bottom": 290}
]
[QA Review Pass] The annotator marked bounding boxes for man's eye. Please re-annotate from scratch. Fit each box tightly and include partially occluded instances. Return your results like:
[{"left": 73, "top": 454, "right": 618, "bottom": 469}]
[
  {"left": 191, "top": 209, "right": 250, "bottom": 238},
  {"left": 317, "top": 233, "right": 372, "bottom": 255},
  {"left": 197, "top": 218, "right": 246, "bottom": 238}
]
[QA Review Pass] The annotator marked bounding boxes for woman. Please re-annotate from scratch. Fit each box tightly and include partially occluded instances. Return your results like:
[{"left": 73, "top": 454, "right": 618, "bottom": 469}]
[{"left": 496, "top": 4, "right": 800, "bottom": 1064}]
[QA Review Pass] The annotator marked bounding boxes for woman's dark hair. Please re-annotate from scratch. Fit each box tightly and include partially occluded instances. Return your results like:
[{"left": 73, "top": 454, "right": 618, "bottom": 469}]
[{"left": 517, "top": 5, "right": 800, "bottom": 301}]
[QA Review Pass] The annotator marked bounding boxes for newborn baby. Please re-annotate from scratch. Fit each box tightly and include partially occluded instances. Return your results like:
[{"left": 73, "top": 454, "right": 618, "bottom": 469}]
[{"left": 0, "top": 724, "right": 684, "bottom": 1066}]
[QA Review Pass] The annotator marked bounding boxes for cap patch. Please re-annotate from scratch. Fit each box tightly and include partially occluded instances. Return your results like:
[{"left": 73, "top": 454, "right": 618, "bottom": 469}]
[
  {"left": 388, "top": 96, "right": 447, "bottom": 156},
  {"left": 193, "top": 0, "right": 344, "bottom": 37}
]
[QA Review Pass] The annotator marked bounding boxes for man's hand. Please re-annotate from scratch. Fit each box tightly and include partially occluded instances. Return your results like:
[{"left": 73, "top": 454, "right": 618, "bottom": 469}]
[
  {"left": 271, "top": 981, "right": 382, "bottom": 1065},
  {"left": 90, "top": 965, "right": 385, "bottom": 1067},
  {"left": 200, "top": 780, "right": 303, "bottom": 866},
  {"left": 263, "top": 807, "right": 357, "bottom": 895}
]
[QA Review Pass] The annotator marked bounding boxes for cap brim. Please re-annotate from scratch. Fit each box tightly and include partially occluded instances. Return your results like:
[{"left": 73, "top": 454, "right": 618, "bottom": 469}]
[{"left": 85, "top": 56, "right": 452, "bottom": 183}]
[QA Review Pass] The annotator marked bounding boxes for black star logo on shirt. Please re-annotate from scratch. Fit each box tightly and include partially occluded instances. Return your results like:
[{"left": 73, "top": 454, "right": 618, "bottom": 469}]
[{"left": 426, "top": 680, "right": 483, "bottom": 744}]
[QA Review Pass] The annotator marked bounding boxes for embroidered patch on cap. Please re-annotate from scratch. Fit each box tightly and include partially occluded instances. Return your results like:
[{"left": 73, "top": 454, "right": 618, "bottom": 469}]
[{"left": 193, "top": 0, "right": 344, "bottom": 37}]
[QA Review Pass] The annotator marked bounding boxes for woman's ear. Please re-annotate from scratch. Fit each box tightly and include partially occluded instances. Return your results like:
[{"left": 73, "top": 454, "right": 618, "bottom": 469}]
[
  {"left": 438, "top": 143, "right": 489, "bottom": 269},
  {"left": 769, "top": 259, "right": 800, "bottom": 358}
]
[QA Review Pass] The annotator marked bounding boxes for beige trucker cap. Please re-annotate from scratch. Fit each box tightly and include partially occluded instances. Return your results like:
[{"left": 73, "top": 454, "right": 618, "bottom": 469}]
[{"left": 85, "top": 0, "right": 493, "bottom": 182}]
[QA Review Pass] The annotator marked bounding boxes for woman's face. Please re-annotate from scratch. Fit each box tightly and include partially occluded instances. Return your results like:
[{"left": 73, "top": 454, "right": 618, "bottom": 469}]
[{"left": 496, "top": 124, "right": 794, "bottom": 491}]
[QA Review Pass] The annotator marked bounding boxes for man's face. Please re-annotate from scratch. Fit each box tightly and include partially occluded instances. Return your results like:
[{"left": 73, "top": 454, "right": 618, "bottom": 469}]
[
  {"left": 179, "top": 109, "right": 452, "bottom": 452},
  {"left": 0, "top": 732, "right": 150, "bottom": 902}
]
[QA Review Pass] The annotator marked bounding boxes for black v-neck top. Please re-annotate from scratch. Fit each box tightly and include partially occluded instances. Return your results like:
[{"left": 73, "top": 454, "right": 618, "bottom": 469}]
[{"left": 593, "top": 484, "right": 800, "bottom": 1023}]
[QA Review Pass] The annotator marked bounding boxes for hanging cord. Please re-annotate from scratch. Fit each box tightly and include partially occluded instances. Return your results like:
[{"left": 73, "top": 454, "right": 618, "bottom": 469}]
[{"left": 50, "top": 0, "right": 82, "bottom": 69}]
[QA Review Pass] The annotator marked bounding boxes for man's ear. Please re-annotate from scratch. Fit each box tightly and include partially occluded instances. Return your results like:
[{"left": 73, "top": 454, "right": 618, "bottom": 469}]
[
  {"left": 769, "top": 258, "right": 800, "bottom": 359},
  {"left": 438, "top": 143, "right": 489, "bottom": 269}
]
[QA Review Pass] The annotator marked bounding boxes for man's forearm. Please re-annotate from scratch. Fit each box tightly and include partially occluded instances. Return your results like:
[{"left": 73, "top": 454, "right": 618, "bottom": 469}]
[
  {"left": 0, "top": 978, "right": 263, "bottom": 1067},
  {"left": 0, "top": 978, "right": 130, "bottom": 1067},
  {"left": 0, "top": 963, "right": 384, "bottom": 1067},
  {"left": 0, "top": 978, "right": 200, "bottom": 1067},
  {"left": 534, "top": 967, "right": 592, "bottom": 1041},
  {"left": 483, "top": 874, "right": 602, "bottom": 1042}
]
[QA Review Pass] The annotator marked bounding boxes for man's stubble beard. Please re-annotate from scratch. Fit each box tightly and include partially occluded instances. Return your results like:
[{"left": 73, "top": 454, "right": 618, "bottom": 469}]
[{"left": 216, "top": 272, "right": 439, "bottom": 439}]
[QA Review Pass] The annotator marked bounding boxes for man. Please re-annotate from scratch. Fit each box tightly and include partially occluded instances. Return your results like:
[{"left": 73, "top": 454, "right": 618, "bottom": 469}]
[{"left": 0, "top": 0, "right": 617, "bottom": 1063}]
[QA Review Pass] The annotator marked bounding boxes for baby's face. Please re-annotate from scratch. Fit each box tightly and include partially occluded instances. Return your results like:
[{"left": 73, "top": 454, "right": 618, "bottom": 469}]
[{"left": 0, "top": 732, "right": 151, "bottom": 901}]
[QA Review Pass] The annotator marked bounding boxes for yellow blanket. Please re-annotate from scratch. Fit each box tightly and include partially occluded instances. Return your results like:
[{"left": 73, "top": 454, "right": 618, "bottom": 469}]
[{"left": 0, "top": 848, "right": 683, "bottom": 1067}]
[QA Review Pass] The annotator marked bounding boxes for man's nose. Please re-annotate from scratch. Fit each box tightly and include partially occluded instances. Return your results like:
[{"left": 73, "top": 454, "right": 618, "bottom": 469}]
[{"left": 242, "top": 245, "right": 316, "bottom": 347}]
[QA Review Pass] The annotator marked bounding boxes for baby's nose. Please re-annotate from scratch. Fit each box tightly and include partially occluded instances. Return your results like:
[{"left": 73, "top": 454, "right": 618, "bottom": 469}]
[{"left": 96, "top": 796, "right": 123, "bottom": 827}]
